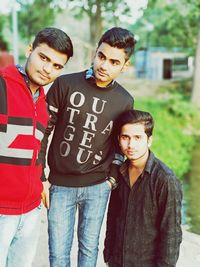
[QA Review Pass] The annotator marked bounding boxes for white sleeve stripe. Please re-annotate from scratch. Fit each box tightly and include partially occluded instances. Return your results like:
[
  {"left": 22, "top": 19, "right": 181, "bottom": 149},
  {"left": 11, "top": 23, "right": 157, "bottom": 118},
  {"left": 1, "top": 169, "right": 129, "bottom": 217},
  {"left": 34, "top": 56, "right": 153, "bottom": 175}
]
[{"left": 49, "top": 105, "right": 58, "bottom": 113}]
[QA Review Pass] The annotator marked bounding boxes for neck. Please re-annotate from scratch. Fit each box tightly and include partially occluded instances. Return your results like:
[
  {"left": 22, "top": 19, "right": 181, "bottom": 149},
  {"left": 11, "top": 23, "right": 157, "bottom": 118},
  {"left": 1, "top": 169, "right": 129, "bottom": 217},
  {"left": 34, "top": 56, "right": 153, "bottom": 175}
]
[
  {"left": 29, "top": 84, "right": 39, "bottom": 95},
  {"left": 128, "top": 150, "right": 149, "bottom": 187},
  {"left": 129, "top": 149, "right": 149, "bottom": 170},
  {"left": 95, "top": 79, "right": 112, "bottom": 88}
]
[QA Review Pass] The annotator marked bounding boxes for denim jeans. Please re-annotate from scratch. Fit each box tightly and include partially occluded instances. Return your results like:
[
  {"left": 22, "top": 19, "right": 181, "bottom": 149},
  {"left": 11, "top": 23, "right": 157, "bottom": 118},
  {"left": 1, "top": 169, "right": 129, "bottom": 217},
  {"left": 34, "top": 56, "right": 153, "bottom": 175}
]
[
  {"left": 0, "top": 205, "right": 41, "bottom": 267},
  {"left": 48, "top": 181, "right": 111, "bottom": 267}
]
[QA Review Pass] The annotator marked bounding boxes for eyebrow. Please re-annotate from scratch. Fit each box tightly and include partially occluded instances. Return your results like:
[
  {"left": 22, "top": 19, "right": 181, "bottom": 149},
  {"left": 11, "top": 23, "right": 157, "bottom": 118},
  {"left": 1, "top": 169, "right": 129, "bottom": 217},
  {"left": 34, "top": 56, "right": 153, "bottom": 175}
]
[
  {"left": 40, "top": 52, "right": 64, "bottom": 69},
  {"left": 120, "top": 134, "right": 130, "bottom": 137},
  {"left": 98, "top": 51, "right": 121, "bottom": 64}
]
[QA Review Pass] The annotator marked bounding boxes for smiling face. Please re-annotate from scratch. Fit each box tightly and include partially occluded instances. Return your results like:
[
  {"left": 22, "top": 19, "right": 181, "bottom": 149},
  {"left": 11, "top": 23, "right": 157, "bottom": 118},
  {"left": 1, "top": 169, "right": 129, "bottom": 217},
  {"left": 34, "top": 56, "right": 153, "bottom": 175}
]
[
  {"left": 25, "top": 43, "right": 68, "bottom": 92},
  {"left": 93, "top": 42, "right": 129, "bottom": 87},
  {"left": 119, "top": 123, "right": 152, "bottom": 162}
]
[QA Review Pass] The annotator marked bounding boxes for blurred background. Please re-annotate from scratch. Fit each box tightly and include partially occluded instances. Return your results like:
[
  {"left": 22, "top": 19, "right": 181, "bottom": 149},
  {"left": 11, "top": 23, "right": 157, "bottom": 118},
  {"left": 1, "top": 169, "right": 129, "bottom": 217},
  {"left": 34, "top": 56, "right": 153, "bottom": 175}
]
[{"left": 1, "top": 0, "right": 200, "bottom": 254}]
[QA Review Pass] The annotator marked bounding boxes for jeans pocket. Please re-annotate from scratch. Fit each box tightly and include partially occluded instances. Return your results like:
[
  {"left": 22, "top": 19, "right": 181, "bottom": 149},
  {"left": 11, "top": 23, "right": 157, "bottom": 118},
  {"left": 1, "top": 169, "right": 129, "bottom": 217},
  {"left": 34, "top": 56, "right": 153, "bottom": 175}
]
[{"left": 49, "top": 184, "right": 56, "bottom": 192}]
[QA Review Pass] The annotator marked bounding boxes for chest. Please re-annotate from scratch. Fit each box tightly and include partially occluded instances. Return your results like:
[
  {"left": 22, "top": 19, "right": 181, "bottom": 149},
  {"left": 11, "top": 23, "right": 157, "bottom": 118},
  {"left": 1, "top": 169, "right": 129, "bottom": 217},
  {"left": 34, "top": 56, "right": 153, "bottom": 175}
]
[
  {"left": 118, "top": 178, "right": 159, "bottom": 221},
  {"left": 60, "top": 87, "right": 129, "bottom": 134}
]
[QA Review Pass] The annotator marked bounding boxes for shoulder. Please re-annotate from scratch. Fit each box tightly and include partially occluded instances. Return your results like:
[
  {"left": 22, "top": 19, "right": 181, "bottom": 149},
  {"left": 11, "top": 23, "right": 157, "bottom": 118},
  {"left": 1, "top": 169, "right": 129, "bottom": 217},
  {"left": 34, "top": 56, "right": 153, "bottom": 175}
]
[
  {"left": 150, "top": 155, "right": 181, "bottom": 188},
  {"left": 113, "top": 81, "right": 134, "bottom": 104},
  {"left": 47, "top": 71, "right": 85, "bottom": 95},
  {"left": 57, "top": 71, "right": 85, "bottom": 83}
]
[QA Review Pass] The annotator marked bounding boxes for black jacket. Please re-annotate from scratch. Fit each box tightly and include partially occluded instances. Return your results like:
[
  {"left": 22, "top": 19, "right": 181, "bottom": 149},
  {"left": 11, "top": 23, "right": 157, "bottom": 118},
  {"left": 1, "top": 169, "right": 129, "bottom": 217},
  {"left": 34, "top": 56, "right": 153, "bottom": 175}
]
[{"left": 104, "top": 151, "right": 182, "bottom": 267}]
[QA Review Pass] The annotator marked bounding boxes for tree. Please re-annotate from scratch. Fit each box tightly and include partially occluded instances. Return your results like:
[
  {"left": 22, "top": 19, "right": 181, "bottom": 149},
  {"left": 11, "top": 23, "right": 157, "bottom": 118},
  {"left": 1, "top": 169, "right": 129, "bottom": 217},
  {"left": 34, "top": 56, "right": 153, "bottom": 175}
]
[
  {"left": 54, "top": 0, "right": 131, "bottom": 46},
  {"left": 192, "top": 30, "right": 200, "bottom": 106},
  {"left": 16, "top": 0, "right": 58, "bottom": 41},
  {"left": 131, "top": 0, "right": 197, "bottom": 51},
  {"left": 132, "top": 0, "right": 200, "bottom": 106},
  {"left": 0, "top": 14, "right": 10, "bottom": 46}
]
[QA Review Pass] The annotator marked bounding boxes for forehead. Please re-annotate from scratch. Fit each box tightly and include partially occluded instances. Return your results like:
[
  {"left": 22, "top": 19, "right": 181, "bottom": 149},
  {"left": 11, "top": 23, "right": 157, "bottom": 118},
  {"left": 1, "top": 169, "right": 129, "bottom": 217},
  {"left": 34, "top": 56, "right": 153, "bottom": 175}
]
[
  {"left": 120, "top": 123, "right": 146, "bottom": 135},
  {"left": 96, "top": 42, "right": 126, "bottom": 63},
  {"left": 33, "top": 43, "right": 68, "bottom": 65}
]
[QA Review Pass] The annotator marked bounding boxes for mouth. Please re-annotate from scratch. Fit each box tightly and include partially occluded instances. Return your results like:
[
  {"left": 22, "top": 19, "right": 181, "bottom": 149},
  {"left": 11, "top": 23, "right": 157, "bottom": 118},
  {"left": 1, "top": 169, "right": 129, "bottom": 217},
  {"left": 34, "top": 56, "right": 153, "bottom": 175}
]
[
  {"left": 127, "top": 150, "right": 136, "bottom": 155},
  {"left": 97, "top": 70, "right": 108, "bottom": 77},
  {"left": 38, "top": 72, "right": 49, "bottom": 80}
]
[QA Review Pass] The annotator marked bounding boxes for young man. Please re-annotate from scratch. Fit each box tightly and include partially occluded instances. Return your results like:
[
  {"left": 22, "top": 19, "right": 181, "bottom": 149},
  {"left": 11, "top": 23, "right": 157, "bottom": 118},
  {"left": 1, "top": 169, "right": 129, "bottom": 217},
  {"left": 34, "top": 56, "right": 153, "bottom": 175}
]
[
  {"left": 40, "top": 27, "right": 136, "bottom": 267},
  {"left": 104, "top": 109, "right": 182, "bottom": 267},
  {"left": 0, "top": 27, "right": 73, "bottom": 267}
]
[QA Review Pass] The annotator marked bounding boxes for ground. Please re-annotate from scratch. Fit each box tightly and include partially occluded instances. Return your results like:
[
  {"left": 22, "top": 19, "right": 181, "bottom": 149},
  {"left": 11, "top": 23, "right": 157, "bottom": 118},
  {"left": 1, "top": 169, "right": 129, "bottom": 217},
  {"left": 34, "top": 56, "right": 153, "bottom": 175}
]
[{"left": 33, "top": 207, "right": 200, "bottom": 267}]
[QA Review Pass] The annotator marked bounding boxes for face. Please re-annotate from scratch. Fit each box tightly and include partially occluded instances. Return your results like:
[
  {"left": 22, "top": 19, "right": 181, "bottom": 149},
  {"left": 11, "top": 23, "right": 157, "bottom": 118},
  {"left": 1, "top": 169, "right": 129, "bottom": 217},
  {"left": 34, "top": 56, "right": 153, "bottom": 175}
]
[
  {"left": 119, "top": 123, "right": 152, "bottom": 161},
  {"left": 93, "top": 42, "right": 129, "bottom": 87},
  {"left": 25, "top": 43, "right": 68, "bottom": 91}
]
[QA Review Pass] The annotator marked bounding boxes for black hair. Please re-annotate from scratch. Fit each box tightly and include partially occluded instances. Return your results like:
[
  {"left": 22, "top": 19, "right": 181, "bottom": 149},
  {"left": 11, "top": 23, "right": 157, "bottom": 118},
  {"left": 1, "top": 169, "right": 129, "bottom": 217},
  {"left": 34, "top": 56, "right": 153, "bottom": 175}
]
[
  {"left": 116, "top": 109, "right": 154, "bottom": 137},
  {"left": 98, "top": 27, "right": 136, "bottom": 60},
  {"left": 32, "top": 27, "right": 73, "bottom": 59}
]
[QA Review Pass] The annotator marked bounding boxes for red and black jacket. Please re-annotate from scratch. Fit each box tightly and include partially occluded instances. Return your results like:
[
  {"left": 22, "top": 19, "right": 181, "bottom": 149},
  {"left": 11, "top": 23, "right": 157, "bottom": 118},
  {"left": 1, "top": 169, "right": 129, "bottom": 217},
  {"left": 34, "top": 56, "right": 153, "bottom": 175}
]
[{"left": 0, "top": 65, "right": 49, "bottom": 215}]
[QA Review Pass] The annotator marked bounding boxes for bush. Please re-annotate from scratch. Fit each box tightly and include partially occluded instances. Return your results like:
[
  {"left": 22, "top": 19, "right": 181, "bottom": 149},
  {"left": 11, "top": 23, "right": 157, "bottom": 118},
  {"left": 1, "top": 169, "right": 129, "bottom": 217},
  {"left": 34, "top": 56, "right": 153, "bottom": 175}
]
[{"left": 135, "top": 96, "right": 199, "bottom": 178}]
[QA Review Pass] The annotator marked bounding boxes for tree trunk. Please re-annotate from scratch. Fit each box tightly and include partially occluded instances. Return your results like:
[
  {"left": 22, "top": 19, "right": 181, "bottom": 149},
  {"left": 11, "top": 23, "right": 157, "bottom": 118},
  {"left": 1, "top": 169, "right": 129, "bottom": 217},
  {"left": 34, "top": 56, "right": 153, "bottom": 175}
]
[
  {"left": 89, "top": 0, "right": 102, "bottom": 47},
  {"left": 191, "top": 29, "right": 200, "bottom": 107}
]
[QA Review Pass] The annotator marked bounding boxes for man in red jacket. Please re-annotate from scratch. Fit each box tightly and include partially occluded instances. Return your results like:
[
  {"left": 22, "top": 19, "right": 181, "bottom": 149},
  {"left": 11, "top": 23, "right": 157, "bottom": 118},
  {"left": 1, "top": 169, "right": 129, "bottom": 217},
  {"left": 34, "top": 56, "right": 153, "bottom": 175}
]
[{"left": 0, "top": 27, "right": 73, "bottom": 267}]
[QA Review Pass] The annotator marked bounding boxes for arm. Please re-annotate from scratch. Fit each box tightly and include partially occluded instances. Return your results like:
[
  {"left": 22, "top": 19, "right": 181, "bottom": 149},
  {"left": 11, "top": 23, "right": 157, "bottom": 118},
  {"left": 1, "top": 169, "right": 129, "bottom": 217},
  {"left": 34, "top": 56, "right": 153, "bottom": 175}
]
[
  {"left": 108, "top": 97, "right": 134, "bottom": 187},
  {"left": 39, "top": 78, "right": 63, "bottom": 207},
  {"left": 156, "top": 175, "right": 182, "bottom": 267},
  {"left": 38, "top": 78, "right": 62, "bottom": 181}
]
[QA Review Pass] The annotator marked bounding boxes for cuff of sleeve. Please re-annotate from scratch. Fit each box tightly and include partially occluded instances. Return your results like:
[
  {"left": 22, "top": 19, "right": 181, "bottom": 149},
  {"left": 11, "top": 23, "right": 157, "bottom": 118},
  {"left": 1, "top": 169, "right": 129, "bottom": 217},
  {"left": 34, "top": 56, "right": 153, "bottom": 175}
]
[{"left": 106, "top": 176, "right": 118, "bottom": 190}]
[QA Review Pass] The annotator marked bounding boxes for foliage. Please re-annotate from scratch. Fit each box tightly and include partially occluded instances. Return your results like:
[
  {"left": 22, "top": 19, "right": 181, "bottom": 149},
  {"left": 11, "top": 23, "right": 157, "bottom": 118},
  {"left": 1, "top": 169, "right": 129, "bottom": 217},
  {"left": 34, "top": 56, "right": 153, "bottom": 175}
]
[
  {"left": 0, "top": 15, "right": 9, "bottom": 44},
  {"left": 159, "top": 78, "right": 193, "bottom": 100},
  {"left": 135, "top": 94, "right": 200, "bottom": 178},
  {"left": 54, "top": 0, "right": 131, "bottom": 45},
  {"left": 17, "top": 0, "right": 58, "bottom": 41},
  {"left": 131, "top": 0, "right": 199, "bottom": 54}
]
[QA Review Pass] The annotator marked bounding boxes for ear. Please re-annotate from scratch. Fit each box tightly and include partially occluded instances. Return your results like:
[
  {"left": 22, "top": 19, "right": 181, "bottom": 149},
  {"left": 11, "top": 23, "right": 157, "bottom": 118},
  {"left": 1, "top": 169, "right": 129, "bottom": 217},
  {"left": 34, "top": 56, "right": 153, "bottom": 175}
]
[
  {"left": 147, "top": 136, "right": 153, "bottom": 148},
  {"left": 25, "top": 44, "right": 33, "bottom": 58},
  {"left": 121, "top": 60, "right": 130, "bottom": 73}
]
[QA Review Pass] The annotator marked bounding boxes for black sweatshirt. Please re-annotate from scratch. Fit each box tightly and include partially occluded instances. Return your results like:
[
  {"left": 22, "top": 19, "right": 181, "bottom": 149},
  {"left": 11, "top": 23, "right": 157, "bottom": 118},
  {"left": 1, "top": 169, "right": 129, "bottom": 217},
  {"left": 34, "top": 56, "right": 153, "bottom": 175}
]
[{"left": 39, "top": 70, "right": 134, "bottom": 187}]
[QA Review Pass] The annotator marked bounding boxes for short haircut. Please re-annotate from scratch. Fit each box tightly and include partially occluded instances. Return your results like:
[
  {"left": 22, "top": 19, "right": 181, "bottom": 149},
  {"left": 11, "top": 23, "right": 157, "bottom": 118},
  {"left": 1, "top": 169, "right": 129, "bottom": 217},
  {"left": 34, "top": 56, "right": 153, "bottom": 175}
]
[
  {"left": 32, "top": 27, "right": 73, "bottom": 59},
  {"left": 97, "top": 27, "right": 136, "bottom": 60},
  {"left": 116, "top": 109, "right": 154, "bottom": 137}
]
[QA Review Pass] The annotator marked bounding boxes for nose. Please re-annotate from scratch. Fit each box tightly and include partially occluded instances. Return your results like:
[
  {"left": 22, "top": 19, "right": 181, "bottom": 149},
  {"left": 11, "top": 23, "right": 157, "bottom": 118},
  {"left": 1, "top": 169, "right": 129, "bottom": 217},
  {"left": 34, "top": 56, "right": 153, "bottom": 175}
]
[
  {"left": 128, "top": 138, "right": 135, "bottom": 148},
  {"left": 100, "top": 60, "right": 109, "bottom": 70},
  {"left": 43, "top": 62, "right": 53, "bottom": 74}
]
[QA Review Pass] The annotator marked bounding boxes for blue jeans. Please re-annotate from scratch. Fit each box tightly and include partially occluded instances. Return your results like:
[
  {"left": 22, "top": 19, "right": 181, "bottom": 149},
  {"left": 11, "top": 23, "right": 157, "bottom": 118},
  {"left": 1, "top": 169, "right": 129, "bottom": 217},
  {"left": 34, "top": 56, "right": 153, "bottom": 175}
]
[
  {"left": 48, "top": 181, "right": 111, "bottom": 267},
  {"left": 0, "top": 205, "right": 41, "bottom": 267}
]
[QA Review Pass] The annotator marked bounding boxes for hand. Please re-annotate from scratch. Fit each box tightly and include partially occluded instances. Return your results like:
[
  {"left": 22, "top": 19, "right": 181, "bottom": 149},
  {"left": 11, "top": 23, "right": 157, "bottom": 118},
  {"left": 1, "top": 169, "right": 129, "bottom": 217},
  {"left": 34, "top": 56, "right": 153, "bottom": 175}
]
[{"left": 41, "top": 181, "right": 50, "bottom": 209}]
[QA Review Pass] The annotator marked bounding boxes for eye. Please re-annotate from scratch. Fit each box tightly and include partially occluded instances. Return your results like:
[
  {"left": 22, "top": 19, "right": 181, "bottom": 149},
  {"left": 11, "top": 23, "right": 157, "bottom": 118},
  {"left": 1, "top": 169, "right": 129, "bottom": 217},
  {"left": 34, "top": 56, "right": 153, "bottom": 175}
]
[
  {"left": 54, "top": 64, "right": 63, "bottom": 70},
  {"left": 135, "top": 136, "right": 141, "bottom": 141},
  {"left": 121, "top": 135, "right": 129, "bottom": 140},
  {"left": 40, "top": 54, "right": 47, "bottom": 61},
  {"left": 111, "top": 60, "right": 120, "bottom": 66},
  {"left": 98, "top": 53, "right": 105, "bottom": 60}
]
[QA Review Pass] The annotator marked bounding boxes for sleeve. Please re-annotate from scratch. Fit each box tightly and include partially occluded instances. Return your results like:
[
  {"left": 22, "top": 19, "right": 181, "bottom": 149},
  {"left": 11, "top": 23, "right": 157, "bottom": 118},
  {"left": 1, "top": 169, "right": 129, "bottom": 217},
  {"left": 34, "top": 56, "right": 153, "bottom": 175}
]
[
  {"left": 156, "top": 175, "right": 183, "bottom": 267},
  {"left": 38, "top": 78, "right": 64, "bottom": 181},
  {"left": 108, "top": 96, "right": 134, "bottom": 184},
  {"left": 103, "top": 187, "right": 119, "bottom": 262}
]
